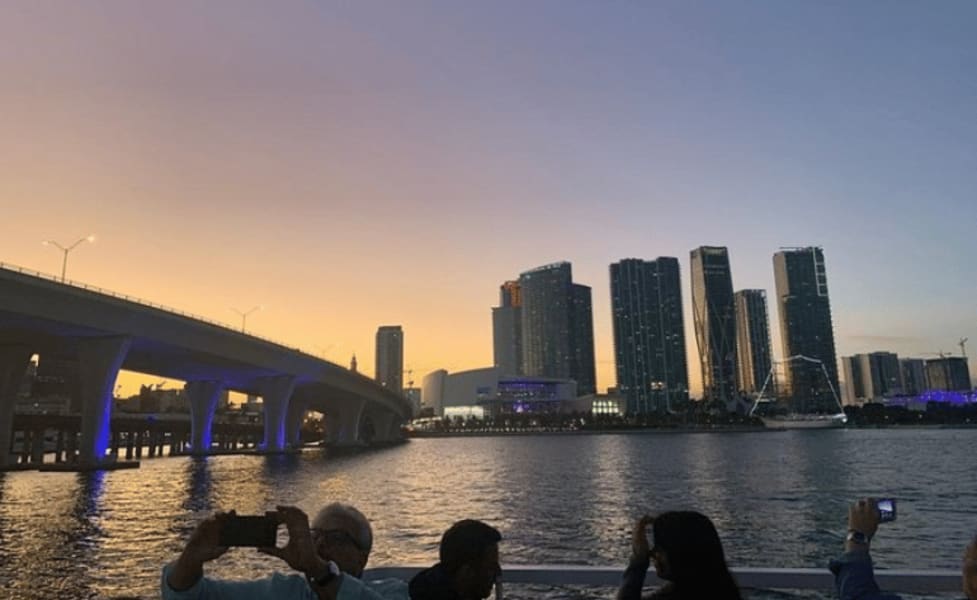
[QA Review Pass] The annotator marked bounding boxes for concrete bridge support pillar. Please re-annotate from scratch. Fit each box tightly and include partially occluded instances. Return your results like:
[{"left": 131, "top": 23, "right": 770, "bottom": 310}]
[
  {"left": 0, "top": 345, "right": 33, "bottom": 467},
  {"left": 285, "top": 397, "right": 306, "bottom": 449},
  {"left": 77, "top": 336, "right": 131, "bottom": 466},
  {"left": 256, "top": 375, "right": 296, "bottom": 452},
  {"left": 185, "top": 380, "right": 224, "bottom": 455},
  {"left": 322, "top": 397, "right": 365, "bottom": 447},
  {"left": 368, "top": 410, "right": 394, "bottom": 444}
]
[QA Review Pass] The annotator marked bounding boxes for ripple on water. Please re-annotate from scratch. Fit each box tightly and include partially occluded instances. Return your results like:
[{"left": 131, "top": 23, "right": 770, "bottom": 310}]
[{"left": 1, "top": 429, "right": 976, "bottom": 599}]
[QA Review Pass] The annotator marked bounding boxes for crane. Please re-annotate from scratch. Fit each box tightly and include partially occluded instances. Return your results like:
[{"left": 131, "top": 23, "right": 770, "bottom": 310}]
[{"left": 960, "top": 338, "right": 969, "bottom": 358}]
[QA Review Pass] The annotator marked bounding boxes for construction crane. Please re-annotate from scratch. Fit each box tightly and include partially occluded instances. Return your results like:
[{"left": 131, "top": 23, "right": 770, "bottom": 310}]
[{"left": 960, "top": 338, "right": 968, "bottom": 358}]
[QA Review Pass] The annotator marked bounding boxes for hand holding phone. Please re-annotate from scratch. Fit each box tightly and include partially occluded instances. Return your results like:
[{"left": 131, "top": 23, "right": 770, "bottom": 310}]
[
  {"left": 876, "top": 498, "right": 897, "bottom": 523},
  {"left": 218, "top": 512, "right": 280, "bottom": 547}
]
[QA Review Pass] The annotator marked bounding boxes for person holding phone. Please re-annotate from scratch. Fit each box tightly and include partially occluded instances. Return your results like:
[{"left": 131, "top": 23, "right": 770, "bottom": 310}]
[
  {"left": 831, "top": 499, "right": 977, "bottom": 600},
  {"left": 829, "top": 497, "right": 902, "bottom": 600},
  {"left": 162, "top": 504, "right": 407, "bottom": 600},
  {"left": 616, "top": 511, "right": 741, "bottom": 599}
]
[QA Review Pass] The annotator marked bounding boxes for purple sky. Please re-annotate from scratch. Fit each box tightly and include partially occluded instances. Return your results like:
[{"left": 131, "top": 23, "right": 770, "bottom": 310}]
[{"left": 2, "top": 1, "right": 975, "bottom": 394}]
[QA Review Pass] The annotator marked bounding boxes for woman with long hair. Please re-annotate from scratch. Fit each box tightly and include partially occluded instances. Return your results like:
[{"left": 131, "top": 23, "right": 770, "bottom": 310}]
[{"left": 617, "top": 511, "right": 742, "bottom": 600}]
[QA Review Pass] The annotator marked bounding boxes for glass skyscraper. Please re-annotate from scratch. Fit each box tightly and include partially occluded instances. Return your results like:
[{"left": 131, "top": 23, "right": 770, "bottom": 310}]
[
  {"left": 518, "top": 262, "right": 596, "bottom": 395},
  {"left": 610, "top": 257, "right": 689, "bottom": 414},
  {"left": 773, "top": 247, "right": 840, "bottom": 412},
  {"left": 691, "top": 246, "right": 737, "bottom": 407},
  {"left": 734, "top": 289, "right": 773, "bottom": 395}
]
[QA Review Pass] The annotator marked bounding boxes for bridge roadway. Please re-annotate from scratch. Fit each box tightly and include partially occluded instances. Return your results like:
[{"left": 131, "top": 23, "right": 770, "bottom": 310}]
[{"left": 0, "top": 264, "right": 412, "bottom": 468}]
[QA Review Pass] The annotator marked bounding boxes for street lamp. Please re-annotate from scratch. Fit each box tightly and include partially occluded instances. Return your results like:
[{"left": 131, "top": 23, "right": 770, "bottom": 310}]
[
  {"left": 42, "top": 234, "right": 96, "bottom": 282},
  {"left": 230, "top": 305, "right": 263, "bottom": 333}
]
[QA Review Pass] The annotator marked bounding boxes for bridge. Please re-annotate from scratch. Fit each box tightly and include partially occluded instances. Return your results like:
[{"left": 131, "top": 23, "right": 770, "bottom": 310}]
[{"left": 0, "top": 263, "right": 412, "bottom": 469}]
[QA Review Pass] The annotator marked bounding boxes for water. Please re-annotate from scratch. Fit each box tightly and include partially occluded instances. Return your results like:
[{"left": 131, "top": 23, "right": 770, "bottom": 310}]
[{"left": 1, "top": 429, "right": 975, "bottom": 599}]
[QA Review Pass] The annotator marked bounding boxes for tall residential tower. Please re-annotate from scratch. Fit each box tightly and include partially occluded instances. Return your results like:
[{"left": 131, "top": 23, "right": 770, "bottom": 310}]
[
  {"left": 375, "top": 325, "right": 404, "bottom": 393},
  {"left": 773, "top": 247, "right": 840, "bottom": 412},
  {"left": 492, "top": 281, "right": 523, "bottom": 376},
  {"left": 518, "top": 262, "right": 596, "bottom": 395},
  {"left": 691, "top": 246, "right": 738, "bottom": 408},
  {"left": 610, "top": 257, "right": 689, "bottom": 414},
  {"left": 734, "top": 289, "right": 773, "bottom": 396}
]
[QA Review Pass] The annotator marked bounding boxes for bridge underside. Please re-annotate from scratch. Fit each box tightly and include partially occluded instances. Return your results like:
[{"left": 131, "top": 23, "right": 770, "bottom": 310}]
[{"left": 0, "top": 307, "right": 408, "bottom": 468}]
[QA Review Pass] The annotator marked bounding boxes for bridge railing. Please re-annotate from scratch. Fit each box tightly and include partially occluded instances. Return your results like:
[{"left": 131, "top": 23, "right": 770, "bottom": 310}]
[
  {"left": 365, "top": 564, "right": 962, "bottom": 594},
  {"left": 0, "top": 261, "right": 314, "bottom": 356}
]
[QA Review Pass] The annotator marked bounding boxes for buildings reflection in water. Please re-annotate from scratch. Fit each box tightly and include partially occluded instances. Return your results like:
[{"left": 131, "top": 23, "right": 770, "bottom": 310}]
[{"left": 182, "top": 457, "right": 214, "bottom": 514}]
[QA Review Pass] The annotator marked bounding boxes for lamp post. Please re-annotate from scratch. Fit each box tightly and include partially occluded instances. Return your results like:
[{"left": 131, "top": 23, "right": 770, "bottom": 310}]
[
  {"left": 42, "top": 235, "right": 96, "bottom": 282},
  {"left": 230, "top": 305, "right": 262, "bottom": 333}
]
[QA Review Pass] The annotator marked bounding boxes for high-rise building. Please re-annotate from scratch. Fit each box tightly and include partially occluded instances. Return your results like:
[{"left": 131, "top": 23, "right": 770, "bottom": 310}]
[
  {"left": 492, "top": 281, "right": 523, "bottom": 376},
  {"left": 842, "top": 356, "right": 865, "bottom": 405},
  {"left": 569, "top": 284, "right": 597, "bottom": 396},
  {"left": 690, "top": 246, "right": 737, "bottom": 408},
  {"left": 899, "top": 358, "right": 928, "bottom": 396},
  {"left": 773, "top": 247, "right": 840, "bottom": 412},
  {"left": 518, "top": 262, "right": 596, "bottom": 395},
  {"left": 925, "top": 356, "right": 971, "bottom": 392},
  {"left": 375, "top": 325, "right": 404, "bottom": 393},
  {"left": 734, "top": 289, "right": 772, "bottom": 396},
  {"left": 610, "top": 257, "right": 689, "bottom": 414},
  {"left": 842, "top": 352, "right": 903, "bottom": 402}
]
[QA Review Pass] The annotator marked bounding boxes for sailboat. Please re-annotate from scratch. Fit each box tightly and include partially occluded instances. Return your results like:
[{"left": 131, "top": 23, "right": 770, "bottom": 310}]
[{"left": 749, "top": 355, "right": 848, "bottom": 429}]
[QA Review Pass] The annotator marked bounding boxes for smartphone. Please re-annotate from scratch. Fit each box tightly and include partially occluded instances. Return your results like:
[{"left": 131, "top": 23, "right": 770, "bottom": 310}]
[
  {"left": 218, "top": 513, "right": 279, "bottom": 547},
  {"left": 876, "top": 498, "right": 897, "bottom": 523}
]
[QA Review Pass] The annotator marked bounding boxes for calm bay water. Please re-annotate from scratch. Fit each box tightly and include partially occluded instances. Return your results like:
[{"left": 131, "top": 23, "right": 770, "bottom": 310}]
[{"left": 1, "top": 429, "right": 976, "bottom": 599}]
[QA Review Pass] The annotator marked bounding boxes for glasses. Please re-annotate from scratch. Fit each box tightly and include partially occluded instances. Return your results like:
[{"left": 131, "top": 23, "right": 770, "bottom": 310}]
[{"left": 310, "top": 527, "right": 366, "bottom": 551}]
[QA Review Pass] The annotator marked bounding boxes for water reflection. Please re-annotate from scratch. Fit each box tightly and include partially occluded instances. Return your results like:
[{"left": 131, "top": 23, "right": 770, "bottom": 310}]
[
  {"left": 2, "top": 430, "right": 976, "bottom": 599},
  {"left": 182, "top": 457, "right": 214, "bottom": 514}
]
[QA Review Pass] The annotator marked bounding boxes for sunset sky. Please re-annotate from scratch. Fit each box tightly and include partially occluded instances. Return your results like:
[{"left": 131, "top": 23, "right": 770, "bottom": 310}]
[{"left": 2, "top": 1, "right": 975, "bottom": 397}]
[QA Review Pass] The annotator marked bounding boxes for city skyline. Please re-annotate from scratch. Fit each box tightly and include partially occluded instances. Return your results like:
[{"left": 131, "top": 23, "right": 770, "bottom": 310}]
[{"left": 2, "top": 2, "right": 975, "bottom": 397}]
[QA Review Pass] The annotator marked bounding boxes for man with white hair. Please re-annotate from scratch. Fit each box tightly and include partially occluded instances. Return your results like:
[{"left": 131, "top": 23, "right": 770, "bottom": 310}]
[{"left": 162, "top": 503, "right": 407, "bottom": 600}]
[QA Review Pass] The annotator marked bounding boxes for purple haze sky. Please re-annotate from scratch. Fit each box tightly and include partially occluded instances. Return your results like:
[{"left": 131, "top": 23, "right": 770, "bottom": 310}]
[{"left": 1, "top": 1, "right": 975, "bottom": 395}]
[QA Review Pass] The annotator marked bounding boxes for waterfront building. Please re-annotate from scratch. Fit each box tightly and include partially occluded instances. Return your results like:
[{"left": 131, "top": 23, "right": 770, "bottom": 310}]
[
  {"left": 690, "top": 246, "right": 737, "bottom": 410},
  {"left": 492, "top": 281, "right": 523, "bottom": 376},
  {"left": 518, "top": 262, "right": 596, "bottom": 395},
  {"left": 842, "top": 356, "right": 865, "bottom": 405},
  {"left": 609, "top": 257, "right": 689, "bottom": 414},
  {"left": 734, "top": 289, "right": 773, "bottom": 396},
  {"left": 899, "top": 358, "right": 928, "bottom": 396},
  {"left": 842, "top": 352, "right": 903, "bottom": 403},
  {"left": 421, "top": 369, "right": 448, "bottom": 416},
  {"left": 420, "top": 366, "right": 578, "bottom": 418},
  {"left": 375, "top": 325, "right": 404, "bottom": 393},
  {"left": 925, "top": 356, "right": 971, "bottom": 391},
  {"left": 773, "top": 247, "right": 841, "bottom": 413}
]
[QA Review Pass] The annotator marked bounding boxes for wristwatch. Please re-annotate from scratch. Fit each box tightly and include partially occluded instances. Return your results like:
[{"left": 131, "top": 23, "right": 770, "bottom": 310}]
[
  {"left": 307, "top": 560, "right": 341, "bottom": 588},
  {"left": 846, "top": 530, "right": 871, "bottom": 545}
]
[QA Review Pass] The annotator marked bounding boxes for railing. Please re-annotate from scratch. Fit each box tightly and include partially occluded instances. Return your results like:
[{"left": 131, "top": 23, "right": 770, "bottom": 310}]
[
  {"left": 365, "top": 565, "right": 962, "bottom": 594},
  {"left": 0, "top": 261, "right": 316, "bottom": 358}
]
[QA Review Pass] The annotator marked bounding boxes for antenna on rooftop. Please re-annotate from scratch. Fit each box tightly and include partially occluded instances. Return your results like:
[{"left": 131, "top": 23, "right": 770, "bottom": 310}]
[{"left": 961, "top": 338, "right": 969, "bottom": 358}]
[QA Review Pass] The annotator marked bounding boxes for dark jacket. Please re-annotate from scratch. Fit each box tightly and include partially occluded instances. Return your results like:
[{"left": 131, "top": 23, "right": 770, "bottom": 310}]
[
  {"left": 829, "top": 551, "right": 903, "bottom": 600},
  {"left": 409, "top": 563, "right": 462, "bottom": 600}
]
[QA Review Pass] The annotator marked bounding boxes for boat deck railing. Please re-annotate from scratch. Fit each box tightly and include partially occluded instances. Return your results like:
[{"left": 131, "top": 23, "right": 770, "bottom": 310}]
[{"left": 366, "top": 565, "right": 961, "bottom": 594}]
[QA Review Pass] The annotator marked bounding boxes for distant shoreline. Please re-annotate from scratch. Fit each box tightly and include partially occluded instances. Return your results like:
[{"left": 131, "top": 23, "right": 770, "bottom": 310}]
[
  {"left": 407, "top": 423, "right": 977, "bottom": 438},
  {"left": 407, "top": 425, "right": 768, "bottom": 438}
]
